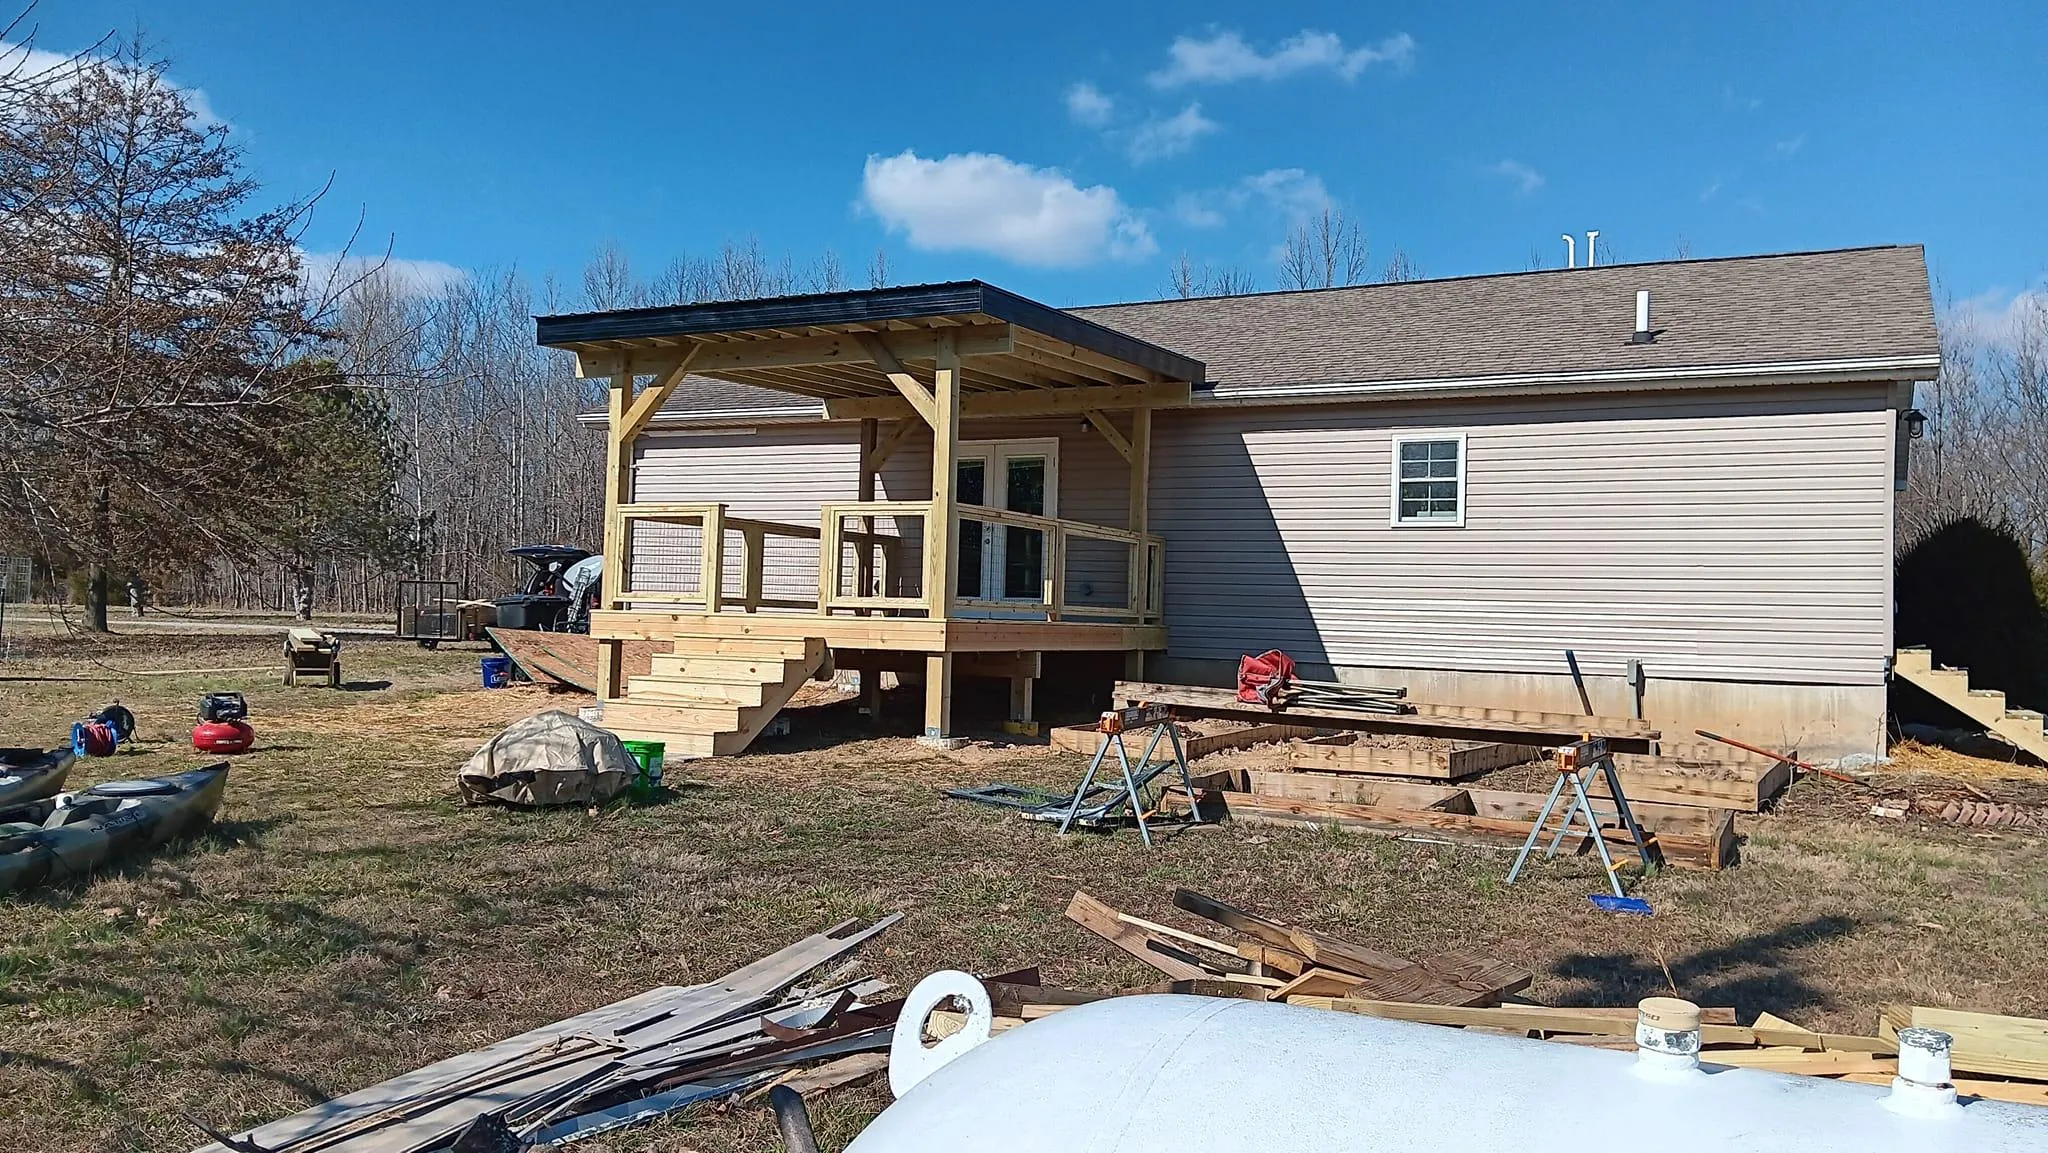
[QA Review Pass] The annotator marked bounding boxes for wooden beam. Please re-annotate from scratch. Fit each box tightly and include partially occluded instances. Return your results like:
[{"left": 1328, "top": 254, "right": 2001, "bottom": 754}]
[
  {"left": 923, "top": 651, "right": 954, "bottom": 740},
  {"left": 1125, "top": 404, "right": 1152, "bottom": 645},
  {"left": 855, "top": 334, "right": 938, "bottom": 428},
  {"left": 862, "top": 419, "right": 917, "bottom": 475},
  {"left": 618, "top": 346, "right": 702, "bottom": 439},
  {"left": 574, "top": 324, "right": 1013, "bottom": 379},
  {"left": 1013, "top": 328, "right": 1168, "bottom": 384},
  {"left": 924, "top": 331, "right": 961, "bottom": 624},
  {"left": 1085, "top": 411, "right": 1132, "bottom": 463},
  {"left": 823, "top": 380, "right": 1190, "bottom": 422}
]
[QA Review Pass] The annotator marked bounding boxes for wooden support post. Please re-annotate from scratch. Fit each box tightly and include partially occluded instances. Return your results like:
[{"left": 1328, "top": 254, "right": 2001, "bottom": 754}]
[
  {"left": 857, "top": 417, "right": 877, "bottom": 611},
  {"left": 923, "top": 651, "right": 955, "bottom": 742},
  {"left": 1007, "top": 673, "right": 1036, "bottom": 736},
  {"left": 1124, "top": 406, "right": 1152, "bottom": 681},
  {"left": 924, "top": 333, "right": 961, "bottom": 620},
  {"left": 700, "top": 503, "right": 726, "bottom": 613},
  {"left": 862, "top": 663, "right": 883, "bottom": 726},
  {"left": 740, "top": 525, "right": 764, "bottom": 611},
  {"left": 598, "top": 369, "right": 635, "bottom": 700}
]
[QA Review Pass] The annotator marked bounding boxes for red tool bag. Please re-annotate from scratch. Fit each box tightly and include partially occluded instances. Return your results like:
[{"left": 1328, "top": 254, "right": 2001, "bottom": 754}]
[{"left": 1236, "top": 650, "right": 1296, "bottom": 706}]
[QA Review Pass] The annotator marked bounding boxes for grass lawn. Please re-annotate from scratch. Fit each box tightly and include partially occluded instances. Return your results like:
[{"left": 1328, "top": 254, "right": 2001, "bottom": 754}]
[{"left": 3, "top": 630, "right": 2046, "bottom": 1152}]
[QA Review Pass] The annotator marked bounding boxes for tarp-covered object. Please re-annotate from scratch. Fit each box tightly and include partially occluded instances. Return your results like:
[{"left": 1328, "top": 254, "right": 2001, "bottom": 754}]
[{"left": 459, "top": 711, "right": 634, "bottom": 807}]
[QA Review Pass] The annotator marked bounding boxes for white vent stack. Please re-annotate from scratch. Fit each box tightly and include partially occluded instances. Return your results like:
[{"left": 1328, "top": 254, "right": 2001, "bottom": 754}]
[
  {"left": 1586, "top": 230, "right": 1600, "bottom": 267},
  {"left": 851, "top": 980, "right": 2044, "bottom": 1152},
  {"left": 1560, "top": 233, "right": 1576, "bottom": 269},
  {"left": 1631, "top": 290, "right": 1659, "bottom": 344},
  {"left": 1886, "top": 1027, "right": 1963, "bottom": 1119}
]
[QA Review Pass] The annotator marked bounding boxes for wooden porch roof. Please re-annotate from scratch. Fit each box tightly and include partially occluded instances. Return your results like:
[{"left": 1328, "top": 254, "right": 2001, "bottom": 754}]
[{"left": 535, "top": 281, "right": 1204, "bottom": 420}]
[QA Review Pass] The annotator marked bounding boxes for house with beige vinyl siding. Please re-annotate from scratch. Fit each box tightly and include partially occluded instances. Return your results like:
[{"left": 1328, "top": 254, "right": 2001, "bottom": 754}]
[{"left": 548, "top": 245, "right": 1938, "bottom": 760}]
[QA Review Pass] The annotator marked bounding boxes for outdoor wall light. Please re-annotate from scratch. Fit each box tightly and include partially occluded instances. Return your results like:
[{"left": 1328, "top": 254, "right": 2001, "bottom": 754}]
[{"left": 1903, "top": 408, "right": 1927, "bottom": 439}]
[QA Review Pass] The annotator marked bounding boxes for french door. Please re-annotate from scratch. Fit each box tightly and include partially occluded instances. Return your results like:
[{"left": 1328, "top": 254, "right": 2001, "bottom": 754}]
[{"left": 954, "top": 438, "right": 1058, "bottom": 608}]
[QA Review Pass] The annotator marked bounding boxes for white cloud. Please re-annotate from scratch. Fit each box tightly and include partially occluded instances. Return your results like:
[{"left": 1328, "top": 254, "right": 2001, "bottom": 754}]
[
  {"left": 860, "top": 150, "right": 1155, "bottom": 267},
  {"left": 1487, "top": 159, "right": 1544, "bottom": 196},
  {"left": 1127, "top": 102, "right": 1218, "bottom": 163},
  {"left": 1775, "top": 133, "right": 1806, "bottom": 155},
  {"left": 1169, "top": 168, "right": 1333, "bottom": 231},
  {"left": 1065, "top": 82, "right": 1113, "bottom": 127},
  {"left": 1150, "top": 29, "right": 1415, "bottom": 87},
  {"left": 300, "top": 251, "right": 468, "bottom": 299},
  {"left": 1947, "top": 283, "right": 2048, "bottom": 352},
  {"left": 1, "top": 39, "right": 226, "bottom": 128}
]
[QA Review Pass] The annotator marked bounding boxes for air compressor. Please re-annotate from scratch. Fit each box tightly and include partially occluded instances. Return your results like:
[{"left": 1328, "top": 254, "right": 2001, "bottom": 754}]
[{"left": 191, "top": 691, "right": 255, "bottom": 754}]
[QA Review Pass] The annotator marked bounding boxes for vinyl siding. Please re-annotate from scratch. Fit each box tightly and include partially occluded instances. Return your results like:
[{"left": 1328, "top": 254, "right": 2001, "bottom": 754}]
[{"left": 1150, "top": 383, "right": 1896, "bottom": 685}]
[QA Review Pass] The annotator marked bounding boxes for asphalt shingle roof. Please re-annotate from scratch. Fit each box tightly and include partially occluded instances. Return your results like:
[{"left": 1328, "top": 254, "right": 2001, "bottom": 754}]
[
  {"left": 1072, "top": 245, "right": 1938, "bottom": 396},
  {"left": 632, "top": 245, "right": 1936, "bottom": 420}
]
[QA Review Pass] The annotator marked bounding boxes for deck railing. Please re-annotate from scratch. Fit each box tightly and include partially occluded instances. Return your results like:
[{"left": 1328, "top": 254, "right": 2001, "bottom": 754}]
[{"left": 619, "top": 500, "right": 1164, "bottom": 625}]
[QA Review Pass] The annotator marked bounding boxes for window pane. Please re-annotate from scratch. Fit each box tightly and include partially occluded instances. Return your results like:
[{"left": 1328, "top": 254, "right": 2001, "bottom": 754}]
[
  {"left": 1399, "top": 441, "right": 1428, "bottom": 462},
  {"left": 1005, "top": 457, "right": 1046, "bottom": 516},
  {"left": 1429, "top": 440, "right": 1458, "bottom": 462},
  {"left": 1400, "top": 460, "right": 1430, "bottom": 479}
]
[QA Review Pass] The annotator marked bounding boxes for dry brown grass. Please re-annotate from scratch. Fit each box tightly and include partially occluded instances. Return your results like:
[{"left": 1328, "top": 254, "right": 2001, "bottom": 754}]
[{"left": 2, "top": 632, "right": 2046, "bottom": 1152}]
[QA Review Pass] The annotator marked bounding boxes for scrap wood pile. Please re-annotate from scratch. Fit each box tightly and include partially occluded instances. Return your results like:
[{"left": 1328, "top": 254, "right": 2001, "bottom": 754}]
[
  {"left": 1053, "top": 887, "right": 2048, "bottom": 1109},
  {"left": 189, "top": 914, "right": 911, "bottom": 1153}
]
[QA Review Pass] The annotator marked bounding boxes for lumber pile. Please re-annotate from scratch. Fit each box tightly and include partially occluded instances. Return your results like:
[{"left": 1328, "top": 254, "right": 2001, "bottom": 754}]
[
  {"left": 1055, "top": 894, "right": 2048, "bottom": 1108},
  {"left": 1064, "top": 888, "right": 1533, "bottom": 1007},
  {"left": 1050, "top": 720, "right": 1322, "bottom": 760},
  {"left": 189, "top": 914, "right": 906, "bottom": 1153}
]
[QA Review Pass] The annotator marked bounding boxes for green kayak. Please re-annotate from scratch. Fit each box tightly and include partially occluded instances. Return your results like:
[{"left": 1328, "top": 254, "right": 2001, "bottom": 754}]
[
  {"left": 0, "top": 747, "right": 73, "bottom": 809},
  {"left": 0, "top": 763, "right": 230, "bottom": 895}
]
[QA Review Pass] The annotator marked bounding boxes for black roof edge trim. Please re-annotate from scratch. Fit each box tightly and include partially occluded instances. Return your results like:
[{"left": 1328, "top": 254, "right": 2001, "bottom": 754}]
[{"left": 533, "top": 281, "right": 1204, "bottom": 385}]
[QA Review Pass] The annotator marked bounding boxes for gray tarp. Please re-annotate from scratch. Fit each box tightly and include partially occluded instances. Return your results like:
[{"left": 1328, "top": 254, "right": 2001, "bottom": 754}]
[{"left": 458, "top": 711, "right": 634, "bottom": 807}]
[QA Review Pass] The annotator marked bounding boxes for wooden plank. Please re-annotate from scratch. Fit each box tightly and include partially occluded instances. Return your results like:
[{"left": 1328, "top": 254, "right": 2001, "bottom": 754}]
[
  {"left": 1881, "top": 1005, "right": 2048, "bottom": 1080},
  {"left": 1274, "top": 968, "right": 1365, "bottom": 1000},
  {"left": 1064, "top": 891, "right": 1213, "bottom": 981},
  {"left": 1085, "top": 411, "right": 1132, "bottom": 462},
  {"left": 1051, "top": 723, "right": 1321, "bottom": 760},
  {"left": 1170, "top": 889, "right": 1528, "bottom": 1004},
  {"left": 1235, "top": 941, "right": 1309, "bottom": 977},
  {"left": 579, "top": 326, "right": 1014, "bottom": 379},
  {"left": 1175, "top": 789, "right": 1731, "bottom": 870},
  {"left": 1299, "top": 999, "right": 1759, "bottom": 1044},
  {"left": 1112, "top": 911, "right": 1245, "bottom": 966},
  {"left": 824, "top": 380, "right": 1188, "bottom": 422},
  {"left": 1703, "top": 1050, "right": 1898, "bottom": 1075},
  {"left": 1288, "top": 739, "right": 1543, "bottom": 781},
  {"left": 1117, "top": 681, "right": 1657, "bottom": 745}
]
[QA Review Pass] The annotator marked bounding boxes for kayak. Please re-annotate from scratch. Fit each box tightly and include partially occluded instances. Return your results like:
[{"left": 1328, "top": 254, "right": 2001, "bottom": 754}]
[
  {"left": 0, "top": 763, "right": 230, "bottom": 895},
  {"left": 0, "top": 747, "right": 73, "bottom": 809}
]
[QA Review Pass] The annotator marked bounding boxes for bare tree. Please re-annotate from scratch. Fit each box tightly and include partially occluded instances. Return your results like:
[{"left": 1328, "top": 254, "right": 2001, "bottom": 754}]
[
  {"left": 0, "top": 38, "right": 400, "bottom": 628},
  {"left": 867, "top": 247, "right": 889, "bottom": 290},
  {"left": 1380, "top": 248, "right": 1423, "bottom": 283},
  {"left": 1277, "top": 208, "right": 1370, "bottom": 290},
  {"left": 1168, "top": 252, "right": 1257, "bottom": 298}
]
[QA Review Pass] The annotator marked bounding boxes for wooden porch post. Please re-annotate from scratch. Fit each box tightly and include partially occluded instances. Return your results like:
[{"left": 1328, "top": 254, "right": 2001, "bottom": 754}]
[
  {"left": 1124, "top": 405, "right": 1152, "bottom": 681},
  {"left": 855, "top": 417, "right": 877, "bottom": 608},
  {"left": 597, "top": 370, "right": 634, "bottom": 700},
  {"left": 922, "top": 333, "right": 962, "bottom": 740}
]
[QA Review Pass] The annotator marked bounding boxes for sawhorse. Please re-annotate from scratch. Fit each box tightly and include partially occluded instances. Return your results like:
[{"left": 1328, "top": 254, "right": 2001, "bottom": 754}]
[
  {"left": 1507, "top": 737, "right": 1663, "bottom": 905},
  {"left": 1059, "top": 703, "right": 1205, "bottom": 847}
]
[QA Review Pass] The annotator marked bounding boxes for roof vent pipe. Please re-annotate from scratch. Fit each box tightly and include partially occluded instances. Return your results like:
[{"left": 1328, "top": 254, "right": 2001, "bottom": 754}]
[
  {"left": 1885, "top": 1028, "right": 1963, "bottom": 1119},
  {"left": 1630, "top": 290, "right": 1660, "bottom": 344},
  {"left": 1633, "top": 997, "right": 1703, "bottom": 1081},
  {"left": 1586, "top": 230, "right": 1600, "bottom": 267},
  {"left": 1560, "top": 233, "right": 1576, "bottom": 269}
]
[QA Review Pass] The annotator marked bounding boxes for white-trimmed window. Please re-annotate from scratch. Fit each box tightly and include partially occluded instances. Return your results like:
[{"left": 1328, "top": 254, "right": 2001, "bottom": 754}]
[{"left": 1390, "top": 433, "right": 1465, "bottom": 526}]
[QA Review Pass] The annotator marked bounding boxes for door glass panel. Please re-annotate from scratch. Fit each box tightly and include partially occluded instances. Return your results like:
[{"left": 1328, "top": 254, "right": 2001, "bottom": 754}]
[
  {"left": 1002, "top": 457, "right": 1046, "bottom": 599},
  {"left": 956, "top": 459, "right": 985, "bottom": 599}
]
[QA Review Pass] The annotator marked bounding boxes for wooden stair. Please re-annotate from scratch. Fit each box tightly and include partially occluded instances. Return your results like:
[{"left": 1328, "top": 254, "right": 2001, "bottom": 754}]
[
  {"left": 1894, "top": 647, "right": 2048, "bottom": 763},
  {"left": 601, "top": 633, "right": 828, "bottom": 759}
]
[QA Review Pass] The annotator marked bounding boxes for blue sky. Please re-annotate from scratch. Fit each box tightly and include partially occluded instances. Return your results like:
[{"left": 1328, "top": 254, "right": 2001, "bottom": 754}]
[{"left": 25, "top": 1, "right": 2048, "bottom": 321}]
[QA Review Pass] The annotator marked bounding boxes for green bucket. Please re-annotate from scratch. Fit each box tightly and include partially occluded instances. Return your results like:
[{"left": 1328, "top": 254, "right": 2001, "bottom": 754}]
[{"left": 620, "top": 739, "right": 665, "bottom": 797}]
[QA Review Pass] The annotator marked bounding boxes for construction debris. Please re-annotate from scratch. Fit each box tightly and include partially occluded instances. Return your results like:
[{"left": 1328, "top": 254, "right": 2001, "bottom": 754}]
[{"left": 189, "top": 914, "right": 906, "bottom": 1152}]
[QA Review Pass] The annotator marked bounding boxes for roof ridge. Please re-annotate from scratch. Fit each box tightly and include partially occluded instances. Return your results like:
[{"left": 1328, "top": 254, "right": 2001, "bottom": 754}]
[{"left": 1070, "top": 244, "right": 1924, "bottom": 313}]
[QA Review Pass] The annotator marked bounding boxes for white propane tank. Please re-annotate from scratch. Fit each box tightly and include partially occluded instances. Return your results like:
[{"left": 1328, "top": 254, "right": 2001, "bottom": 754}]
[{"left": 848, "top": 979, "right": 2048, "bottom": 1153}]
